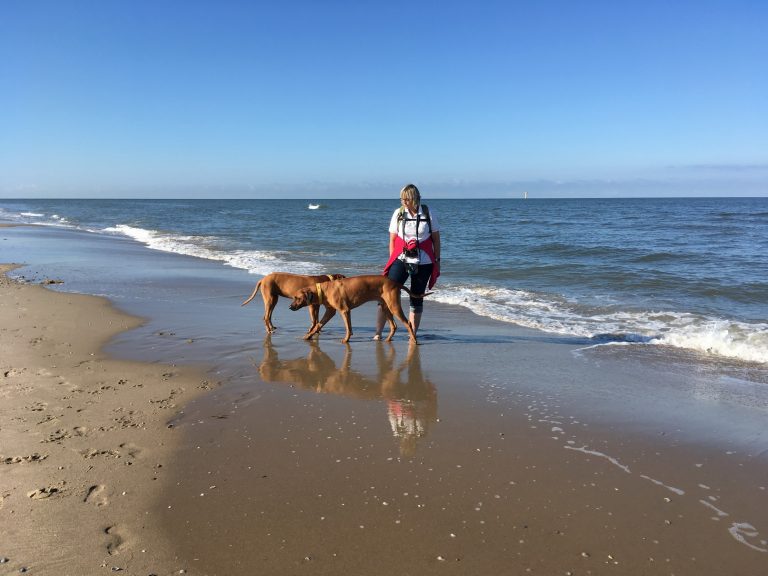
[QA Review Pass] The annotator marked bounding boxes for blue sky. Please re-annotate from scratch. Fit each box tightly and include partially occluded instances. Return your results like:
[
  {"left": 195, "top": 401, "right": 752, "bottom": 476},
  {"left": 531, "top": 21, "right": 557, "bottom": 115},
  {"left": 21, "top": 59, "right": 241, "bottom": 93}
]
[{"left": 2, "top": 0, "right": 766, "bottom": 198}]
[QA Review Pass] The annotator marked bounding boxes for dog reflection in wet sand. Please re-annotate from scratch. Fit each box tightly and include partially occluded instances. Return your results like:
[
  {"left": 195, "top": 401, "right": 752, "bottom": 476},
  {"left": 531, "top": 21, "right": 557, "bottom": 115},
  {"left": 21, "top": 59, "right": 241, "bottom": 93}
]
[{"left": 257, "top": 338, "right": 436, "bottom": 455}]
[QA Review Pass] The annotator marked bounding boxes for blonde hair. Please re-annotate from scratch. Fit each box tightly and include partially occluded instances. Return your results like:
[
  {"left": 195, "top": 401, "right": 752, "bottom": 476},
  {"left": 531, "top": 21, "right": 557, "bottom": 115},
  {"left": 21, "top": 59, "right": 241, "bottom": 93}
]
[{"left": 399, "top": 183, "right": 421, "bottom": 206}]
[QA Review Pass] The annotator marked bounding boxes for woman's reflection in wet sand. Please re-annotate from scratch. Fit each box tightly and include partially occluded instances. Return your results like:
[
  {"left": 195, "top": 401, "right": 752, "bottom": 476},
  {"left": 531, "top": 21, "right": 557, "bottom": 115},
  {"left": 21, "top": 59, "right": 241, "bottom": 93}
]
[{"left": 257, "top": 337, "right": 437, "bottom": 455}]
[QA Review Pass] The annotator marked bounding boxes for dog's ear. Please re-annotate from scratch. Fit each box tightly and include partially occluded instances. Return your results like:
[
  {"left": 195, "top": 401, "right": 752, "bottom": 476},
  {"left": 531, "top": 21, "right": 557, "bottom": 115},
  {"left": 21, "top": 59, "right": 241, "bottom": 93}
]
[{"left": 294, "top": 288, "right": 313, "bottom": 304}]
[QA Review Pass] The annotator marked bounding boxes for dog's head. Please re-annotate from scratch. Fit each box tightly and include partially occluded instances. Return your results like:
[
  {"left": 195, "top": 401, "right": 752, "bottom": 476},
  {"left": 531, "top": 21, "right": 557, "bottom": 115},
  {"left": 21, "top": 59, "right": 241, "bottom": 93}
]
[{"left": 289, "top": 288, "right": 314, "bottom": 311}]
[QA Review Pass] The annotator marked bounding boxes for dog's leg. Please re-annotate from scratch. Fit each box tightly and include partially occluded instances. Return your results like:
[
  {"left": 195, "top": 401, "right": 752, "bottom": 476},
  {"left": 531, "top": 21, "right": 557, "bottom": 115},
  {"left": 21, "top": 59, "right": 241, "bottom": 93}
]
[
  {"left": 303, "top": 323, "right": 321, "bottom": 340},
  {"left": 380, "top": 304, "right": 398, "bottom": 342},
  {"left": 386, "top": 293, "right": 417, "bottom": 343},
  {"left": 307, "top": 303, "right": 320, "bottom": 334},
  {"left": 264, "top": 295, "right": 279, "bottom": 333},
  {"left": 340, "top": 310, "right": 353, "bottom": 344},
  {"left": 387, "top": 317, "right": 398, "bottom": 341},
  {"left": 304, "top": 307, "right": 336, "bottom": 340}
]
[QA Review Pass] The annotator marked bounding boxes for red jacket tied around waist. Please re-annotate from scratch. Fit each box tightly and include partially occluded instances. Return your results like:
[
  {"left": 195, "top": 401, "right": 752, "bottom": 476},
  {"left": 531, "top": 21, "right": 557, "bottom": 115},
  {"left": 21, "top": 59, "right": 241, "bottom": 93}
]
[{"left": 383, "top": 235, "right": 440, "bottom": 289}]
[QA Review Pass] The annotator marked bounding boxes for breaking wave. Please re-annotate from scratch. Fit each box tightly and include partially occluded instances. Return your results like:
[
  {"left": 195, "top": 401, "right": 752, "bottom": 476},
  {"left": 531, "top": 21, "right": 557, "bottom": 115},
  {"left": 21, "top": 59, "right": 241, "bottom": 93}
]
[{"left": 433, "top": 284, "right": 768, "bottom": 364}]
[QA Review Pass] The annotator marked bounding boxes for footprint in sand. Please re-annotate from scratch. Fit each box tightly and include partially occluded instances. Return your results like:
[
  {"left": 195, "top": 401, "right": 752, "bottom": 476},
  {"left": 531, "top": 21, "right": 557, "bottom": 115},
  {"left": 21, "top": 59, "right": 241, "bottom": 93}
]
[
  {"left": 105, "top": 525, "right": 127, "bottom": 555},
  {"left": 27, "top": 486, "right": 61, "bottom": 499},
  {"left": 2, "top": 453, "right": 48, "bottom": 465},
  {"left": 118, "top": 443, "right": 143, "bottom": 459},
  {"left": 84, "top": 484, "right": 109, "bottom": 507},
  {"left": 43, "top": 429, "right": 73, "bottom": 443},
  {"left": 80, "top": 448, "right": 119, "bottom": 459},
  {"left": 3, "top": 368, "right": 25, "bottom": 378},
  {"left": 36, "top": 414, "right": 59, "bottom": 425}
]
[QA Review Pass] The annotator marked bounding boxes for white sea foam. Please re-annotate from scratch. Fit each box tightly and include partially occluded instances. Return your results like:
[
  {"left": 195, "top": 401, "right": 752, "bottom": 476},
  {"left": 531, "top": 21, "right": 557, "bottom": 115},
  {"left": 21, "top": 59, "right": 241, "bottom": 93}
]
[
  {"left": 640, "top": 475, "right": 685, "bottom": 496},
  {"left": 728, "top": 523, "right": 768, "bottom": 552},
  {"left": 563, "top": 445, "right": 631, "bottom": 474},
  {"left": 0, "top": 208, "right": 33, "bottom": 223},
  {"left": 699, "top": 499, "right": 729, "bottom": 519},
  {"left": 565, "top": 443, "right": 766, "bottom": 552},
  {"left": 433, "top": 284, "right": 768, "bottom": 364},
  {"left": 2, "top": 209, "right": 71, "bottom": 226},
  {"left": 102, "top": 224, "right": 320, "bottom": 277},
  {"left": 13, "top": 210, "right": 77, "bottom": 228},
  {"left": 652, "top": 320, "right": 768, "bottom": 364}
]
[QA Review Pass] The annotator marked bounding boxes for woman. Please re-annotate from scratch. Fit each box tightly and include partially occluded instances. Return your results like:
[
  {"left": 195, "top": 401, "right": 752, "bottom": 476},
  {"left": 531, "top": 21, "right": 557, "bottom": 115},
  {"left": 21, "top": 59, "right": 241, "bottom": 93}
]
[{"left": 374, "top": 184, "right": 440, "bottom": 340}]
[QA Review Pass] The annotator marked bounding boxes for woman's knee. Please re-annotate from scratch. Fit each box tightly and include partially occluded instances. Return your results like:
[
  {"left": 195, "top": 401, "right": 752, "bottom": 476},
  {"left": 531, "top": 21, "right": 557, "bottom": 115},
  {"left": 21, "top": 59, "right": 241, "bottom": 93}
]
[{"left": 387, "top": 261, "right": 408, "bottom": 284}]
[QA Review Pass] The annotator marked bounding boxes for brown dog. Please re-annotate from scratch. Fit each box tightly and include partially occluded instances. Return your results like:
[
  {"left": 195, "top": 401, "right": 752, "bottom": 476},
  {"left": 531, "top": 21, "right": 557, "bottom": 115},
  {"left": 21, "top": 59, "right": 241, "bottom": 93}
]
[
  {"left": 288, "top": 275, "right": 430, "bottom": 344},
  {"left": 242, "top": 272, "right": 345, "bottom": 333}
]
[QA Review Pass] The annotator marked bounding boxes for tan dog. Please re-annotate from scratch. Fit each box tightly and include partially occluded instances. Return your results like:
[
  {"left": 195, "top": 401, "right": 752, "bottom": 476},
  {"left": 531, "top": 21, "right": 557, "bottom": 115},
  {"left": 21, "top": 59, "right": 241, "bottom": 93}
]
[
  {"left": 289, "top": 275, "right": 430, "bottom": 344},
  {"left": 242, "top": 272, "right": 345, "bottom": 333}
]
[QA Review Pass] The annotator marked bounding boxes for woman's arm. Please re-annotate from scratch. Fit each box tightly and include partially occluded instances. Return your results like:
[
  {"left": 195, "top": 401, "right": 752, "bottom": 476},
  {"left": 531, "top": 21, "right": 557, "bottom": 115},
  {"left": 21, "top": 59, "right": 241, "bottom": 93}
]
[
  {"left": 389, "top": 232, "right": 397, "bottom": 256},
  {"left": 432, "top": 231, "right": 441, "bottom": 261}
]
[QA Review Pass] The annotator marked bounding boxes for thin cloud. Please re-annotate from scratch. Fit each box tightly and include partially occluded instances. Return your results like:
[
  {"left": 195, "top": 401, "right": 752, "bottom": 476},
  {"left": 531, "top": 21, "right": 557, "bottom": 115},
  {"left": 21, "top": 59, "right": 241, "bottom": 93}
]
[{"left": 666, "top": 163, "right": 768, "bottom": 173}]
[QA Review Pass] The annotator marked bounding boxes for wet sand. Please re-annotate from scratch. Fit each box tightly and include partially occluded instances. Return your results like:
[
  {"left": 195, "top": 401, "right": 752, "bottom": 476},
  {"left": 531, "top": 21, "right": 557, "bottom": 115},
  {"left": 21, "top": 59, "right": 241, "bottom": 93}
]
[
  {"left": 156, "top": 334, "right": 768, "bottom": 575},
  {"left": 1, "top": 221, "right": 767, "bottom": 575}
]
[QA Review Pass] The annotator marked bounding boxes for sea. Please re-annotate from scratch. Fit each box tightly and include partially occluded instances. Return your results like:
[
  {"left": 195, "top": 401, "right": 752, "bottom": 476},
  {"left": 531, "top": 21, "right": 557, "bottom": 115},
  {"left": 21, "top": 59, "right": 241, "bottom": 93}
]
[{"left": 1, "top": 197, "right": 767, "bottom": 365}]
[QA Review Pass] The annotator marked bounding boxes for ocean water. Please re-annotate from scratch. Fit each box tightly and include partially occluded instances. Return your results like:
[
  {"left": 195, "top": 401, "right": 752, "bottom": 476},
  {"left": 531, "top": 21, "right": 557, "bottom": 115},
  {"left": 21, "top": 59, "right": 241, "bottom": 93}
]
[{"left": 2, "top": 197, "right": 767, "bottom": 364}]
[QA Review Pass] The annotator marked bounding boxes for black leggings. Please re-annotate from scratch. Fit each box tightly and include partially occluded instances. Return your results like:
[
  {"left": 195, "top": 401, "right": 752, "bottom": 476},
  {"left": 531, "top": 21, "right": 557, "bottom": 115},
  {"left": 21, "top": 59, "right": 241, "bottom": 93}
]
[{"left": 386, "top": 259, "right": 433, "bottom": 312}]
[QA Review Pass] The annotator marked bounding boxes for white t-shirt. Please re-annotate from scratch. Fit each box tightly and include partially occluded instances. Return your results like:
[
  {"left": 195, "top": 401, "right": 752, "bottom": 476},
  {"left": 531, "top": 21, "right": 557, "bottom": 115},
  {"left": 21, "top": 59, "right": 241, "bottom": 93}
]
[{"left": 388, "top": 205, "right": 439, "bottom": 265}]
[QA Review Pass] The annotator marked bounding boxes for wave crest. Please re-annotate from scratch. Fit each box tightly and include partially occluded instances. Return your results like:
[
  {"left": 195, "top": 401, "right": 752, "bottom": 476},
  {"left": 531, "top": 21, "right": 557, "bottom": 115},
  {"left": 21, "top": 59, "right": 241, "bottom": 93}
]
[
  {"left": 102, "top": 224, "right": 320, "bottom": 276},
  {"left": 433, "top": 285, "right": 768, "bottom": 364}
]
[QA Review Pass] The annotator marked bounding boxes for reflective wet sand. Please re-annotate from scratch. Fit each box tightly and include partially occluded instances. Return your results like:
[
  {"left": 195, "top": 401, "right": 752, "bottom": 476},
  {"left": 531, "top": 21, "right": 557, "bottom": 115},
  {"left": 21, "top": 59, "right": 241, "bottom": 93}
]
[{"left": 157, "top": 333, "right": 768, "bottom": 575}]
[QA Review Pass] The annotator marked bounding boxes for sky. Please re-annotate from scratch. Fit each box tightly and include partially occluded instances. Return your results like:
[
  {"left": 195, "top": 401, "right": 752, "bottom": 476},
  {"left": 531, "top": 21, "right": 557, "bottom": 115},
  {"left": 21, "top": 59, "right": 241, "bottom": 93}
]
[{"left": 2, "top": 0, "right": 767, "bottom": 198}]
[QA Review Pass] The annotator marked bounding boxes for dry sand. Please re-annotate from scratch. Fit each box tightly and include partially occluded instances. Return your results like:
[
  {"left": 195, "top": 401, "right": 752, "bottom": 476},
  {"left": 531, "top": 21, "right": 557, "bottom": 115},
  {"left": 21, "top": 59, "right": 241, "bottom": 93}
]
[{"left": 0, "top": 264, "right": 214, "bottom": 574}]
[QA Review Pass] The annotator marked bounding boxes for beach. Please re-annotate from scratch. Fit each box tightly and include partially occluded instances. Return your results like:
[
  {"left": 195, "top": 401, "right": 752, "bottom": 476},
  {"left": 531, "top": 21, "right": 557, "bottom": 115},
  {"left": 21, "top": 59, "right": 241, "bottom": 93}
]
[
  {"left": 0, "top": 260, "right": 213, "bottom": 574},
  {"left": 1, "top": 221, "right": 767, "bottom": 575}
]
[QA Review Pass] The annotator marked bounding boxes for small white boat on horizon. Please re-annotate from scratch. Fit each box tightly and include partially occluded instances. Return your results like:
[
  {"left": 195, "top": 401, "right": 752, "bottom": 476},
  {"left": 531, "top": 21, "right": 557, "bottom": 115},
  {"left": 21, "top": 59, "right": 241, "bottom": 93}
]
[{"left": 308, "top": 203, "right": 321, "bottom": 210}]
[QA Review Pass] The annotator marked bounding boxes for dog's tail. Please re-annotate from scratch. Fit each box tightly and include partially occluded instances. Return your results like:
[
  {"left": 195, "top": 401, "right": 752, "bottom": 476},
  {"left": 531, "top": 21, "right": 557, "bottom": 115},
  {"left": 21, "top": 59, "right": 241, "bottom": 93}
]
[
  {"left": 400, "top": 286, "right": 434, "bottom": 298},
  {"left": 241, "top": 280, "right": 263, "bottom": 306}
]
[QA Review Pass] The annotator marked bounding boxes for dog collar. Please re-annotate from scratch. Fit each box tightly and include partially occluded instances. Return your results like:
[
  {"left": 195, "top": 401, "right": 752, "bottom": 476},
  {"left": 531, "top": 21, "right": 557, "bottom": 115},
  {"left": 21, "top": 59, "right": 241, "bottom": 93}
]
[{"left": 315, "top": 283, "right": 324, "bottom": 306}]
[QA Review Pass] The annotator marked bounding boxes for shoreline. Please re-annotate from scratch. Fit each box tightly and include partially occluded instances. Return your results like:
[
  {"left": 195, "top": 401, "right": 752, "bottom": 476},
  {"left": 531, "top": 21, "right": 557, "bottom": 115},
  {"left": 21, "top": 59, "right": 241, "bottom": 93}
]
[
  {"left": 4, "top": 198, "right": 767, "bottom": 366},
  {"left": 1, "top": 221, "right": 767, "bottom": 574}
]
